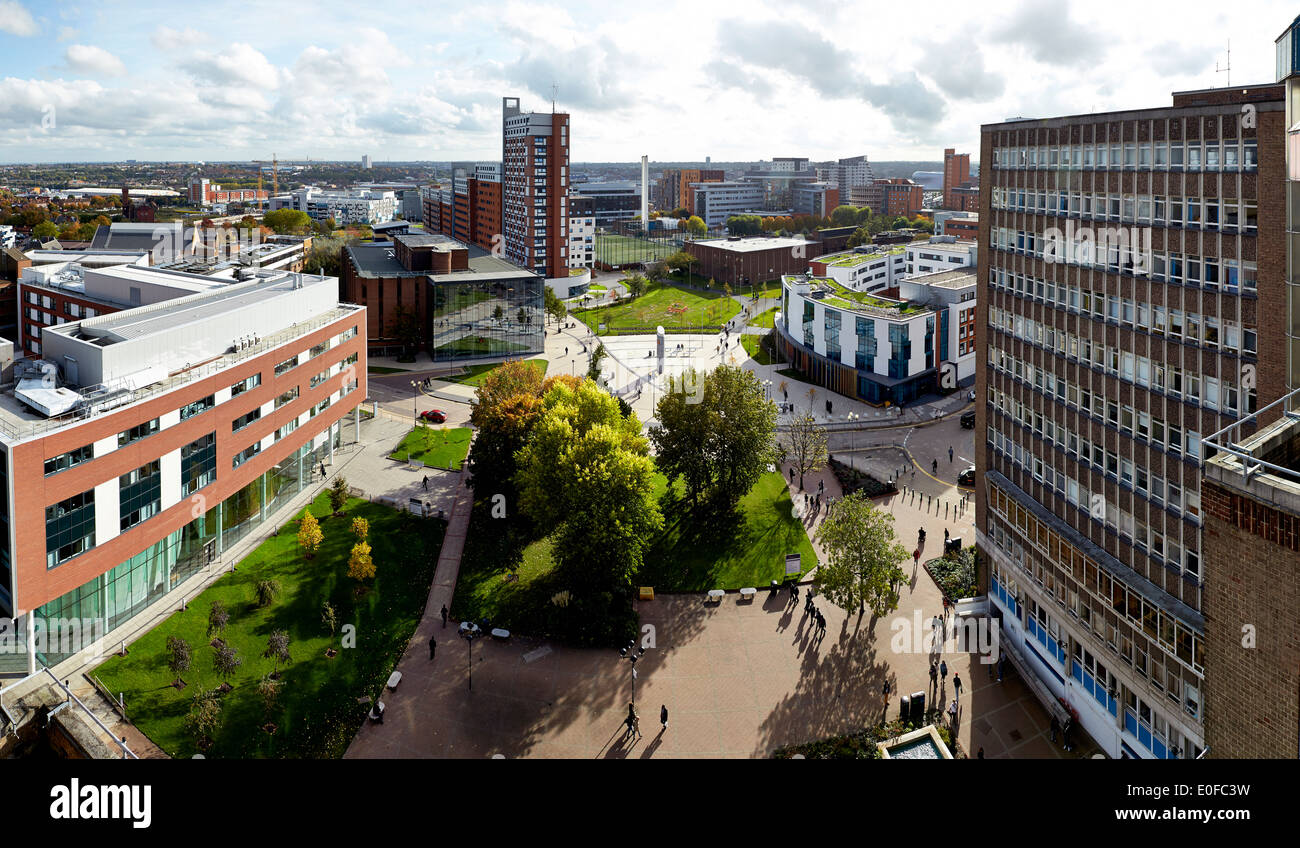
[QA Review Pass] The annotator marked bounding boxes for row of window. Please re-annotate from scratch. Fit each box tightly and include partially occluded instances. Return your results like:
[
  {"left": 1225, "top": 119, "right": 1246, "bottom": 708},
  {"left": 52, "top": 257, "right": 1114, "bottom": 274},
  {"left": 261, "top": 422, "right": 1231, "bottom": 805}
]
[
  {"left": 992, "top": 190, "right": 1259, "bottom": 233},
  {"left": 990, "top": 139, "right": 1258, "bottom": 171}
]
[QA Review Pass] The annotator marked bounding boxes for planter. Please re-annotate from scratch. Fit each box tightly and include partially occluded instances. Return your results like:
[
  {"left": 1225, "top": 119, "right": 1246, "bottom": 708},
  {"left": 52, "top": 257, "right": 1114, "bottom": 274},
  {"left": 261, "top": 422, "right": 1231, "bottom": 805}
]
[
  {"left": 262, "top": 723, "right": 277, "bottom": 735},
  {"left": 325, "top": 648, "right": 338, "bottom": 659}
]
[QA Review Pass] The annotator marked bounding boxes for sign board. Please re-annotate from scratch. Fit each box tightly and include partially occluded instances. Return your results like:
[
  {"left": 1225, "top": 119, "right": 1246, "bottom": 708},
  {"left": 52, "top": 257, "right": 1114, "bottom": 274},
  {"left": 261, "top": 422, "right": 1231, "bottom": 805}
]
[{"left": 785, "top": 553, "right": 801, "bottom": 575}]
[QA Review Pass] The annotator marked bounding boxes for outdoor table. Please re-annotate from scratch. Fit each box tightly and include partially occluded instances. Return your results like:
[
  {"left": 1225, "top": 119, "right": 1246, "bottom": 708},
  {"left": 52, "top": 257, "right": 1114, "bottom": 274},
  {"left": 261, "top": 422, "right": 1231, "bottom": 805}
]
[
  {"left": 706, "top": 589, "right": 725, "bottom": 603},
  {"left": 739, "top": 587, "right": 757, "bottom": 600},
  {"left": 386, "top": 671, "right": 402, "bottom": 690}
]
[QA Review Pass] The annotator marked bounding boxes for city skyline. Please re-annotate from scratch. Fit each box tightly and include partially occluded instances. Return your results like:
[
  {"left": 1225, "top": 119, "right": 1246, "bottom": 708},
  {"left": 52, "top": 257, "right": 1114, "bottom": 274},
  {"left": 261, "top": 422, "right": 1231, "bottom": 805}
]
[{"left": 0, "top": 0, "right": 1291, "bottom": 164}]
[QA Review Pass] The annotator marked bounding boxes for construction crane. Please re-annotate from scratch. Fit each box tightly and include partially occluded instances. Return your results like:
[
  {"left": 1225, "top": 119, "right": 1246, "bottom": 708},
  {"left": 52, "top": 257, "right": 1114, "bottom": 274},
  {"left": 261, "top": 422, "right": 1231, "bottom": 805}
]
[{"left": 249, "top": 153, "right": 279, "bottom": 212}]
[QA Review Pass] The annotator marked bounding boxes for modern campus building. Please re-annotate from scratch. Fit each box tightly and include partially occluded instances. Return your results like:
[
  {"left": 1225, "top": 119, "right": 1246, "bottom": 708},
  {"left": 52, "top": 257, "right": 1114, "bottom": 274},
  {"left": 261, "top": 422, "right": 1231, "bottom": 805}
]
[
  {"left": 272, "top": 187, "right": 396, "bottom": 226},
  {"left": 187, "top": 177, "right": 268, "bottom": 207},
  {"left": 567, "top": 194, "right": 596, "bottom": 270},
  {"left": 691, "top": 181, "right": 766, "bottom": 229},
  {"left": 684, "top": 236, "right": 815, "bottom": 286},
  {"left": 655, "top": 168, "right": 724, "bottom": 213},
  {"left": 808, "top": 245, "right": 908, "bottom": 294},
  {"left": 741, "top": 158, "right": 818, "bottom": 208},
  {"left": 774, "top": 268, "right": 976, "bottom": 405},
  {"left": 425, "top": 165, "right": 503, "bottom": 254},
  {"left": 854, "top": 178, "right": 924, "bottom": 219},
  {"left": 341, "top": 232, "right": 543, "bottom": 360},
  {"left": 502, "top": 96, "right": 570, "bottom": 281},
  {"left": 571, "top": 181, "right": 641, "bottom": 227},
  {"left": 792, "top": 182, "right": 841, "bottom": 218},
  {"left": 943, "top": 148, "right": 974, "bottom": 210},
  {"left": 904, "top": 235, "right": 977, "bottom": 277},
  {"left": 976, "top": 76, "right": 1285, "bottom": 759},
  {"left": 0, "top": 268, "right": 365, "bottom": 671},
  {"left": 817, "top": 155, "right": 876, "bottom": 194}
]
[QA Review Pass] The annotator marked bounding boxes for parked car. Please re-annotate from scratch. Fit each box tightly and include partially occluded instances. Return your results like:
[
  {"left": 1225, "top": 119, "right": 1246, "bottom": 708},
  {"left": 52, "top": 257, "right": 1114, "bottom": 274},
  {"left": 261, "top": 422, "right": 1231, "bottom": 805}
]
[
  {"left": 958, "top": 466, "right": 976, "bottom": 486},
  {"left": 419, "top": 409, "right": 447, "bottom": 424},
  {"left": 968, "top": 389, "right": 976, "bottom": 402},
  {"left": 960, "top": 410, "right": 976, "bottom": 429}
]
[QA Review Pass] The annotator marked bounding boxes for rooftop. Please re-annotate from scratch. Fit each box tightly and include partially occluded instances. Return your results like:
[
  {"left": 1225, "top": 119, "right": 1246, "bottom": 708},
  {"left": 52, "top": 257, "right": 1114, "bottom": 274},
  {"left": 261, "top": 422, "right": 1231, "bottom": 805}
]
[
  {"left": 815, "top": 246, "right": 909, "bottom": 267},
  {"left": 783, "top": 274, "right": 930, "bottom": 318},
  {"left": 907, "top": 269, "right": 976, "bottom": 290},
  {"left": 345, "top": 239, "right": 538, "bottom": 282},
  {"left": 695, "top": 236, "right": 812, "bottom": 253}
]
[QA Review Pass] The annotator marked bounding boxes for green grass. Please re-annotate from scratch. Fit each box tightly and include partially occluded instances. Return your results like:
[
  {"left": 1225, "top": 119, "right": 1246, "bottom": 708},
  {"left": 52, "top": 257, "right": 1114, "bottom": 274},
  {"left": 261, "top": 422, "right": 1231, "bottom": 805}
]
[
  {"left": 93, "top": 494, "right": 444, "bottom": 758},
  {"left": 367, "top": 365, "right": 410, "bottom": 375},
  {"left": 751, "top": 307, "right": 777, "bottom": 329},
  {"left": 595, "top": 232, "right": 679, "bottom": 266},
  {"left": 390, "top": 426, "right": 472, "bottom": 470},
  {"left": 435, "top": 358, "right": 547, "bottom": 387},
  {"left": 641, "top": 471, "right": 817, "bottom": 591},
  {"left": 775, "top": 367, "right": 806, "bottom": 383},
  {"left": 575, "top": 284, "right": 741, "bottom": 334},
  {"left": 432, "top": 338, "right": 530, "bottom": 357},
  {"left": 741, "top": 333, "right": 779, "bottom": 366}
]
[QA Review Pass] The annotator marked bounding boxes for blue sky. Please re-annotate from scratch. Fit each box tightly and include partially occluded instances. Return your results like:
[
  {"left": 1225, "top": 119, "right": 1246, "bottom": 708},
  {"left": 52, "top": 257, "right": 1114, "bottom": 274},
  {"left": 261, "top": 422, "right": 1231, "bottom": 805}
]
[{"left": 0, "top": 0, "right": 1292, "bottom": 163}]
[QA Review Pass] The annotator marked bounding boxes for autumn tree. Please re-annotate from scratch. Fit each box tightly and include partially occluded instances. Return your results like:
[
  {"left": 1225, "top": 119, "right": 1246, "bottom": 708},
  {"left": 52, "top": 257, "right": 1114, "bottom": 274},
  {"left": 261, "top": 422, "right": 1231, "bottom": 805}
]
[
  {"left": 783, "top": 412, "right": 828, "bottom": 490},
  {"left": 212, "top": 643, "right": 243, "bottom": 684},
  {"left": 186, "top": 690, "right": 223, "bottom": 751},
  {"left": 814, "top": 493, "right": 909, "bottom": 616},
  {"left": 348, "top": 540, "right": 375, "bottom": 583},
  {"left": 263, "top": 630, "right": 292, "bottom": 676},
  {"left": 207, "top": 601, "right": 230, "bottom": 642},
  {"left": 468, "top": 358, "right": 548, "bottom": 491},
  {"left": 297, "top": 511, "right": 323, "bottom": 558},
  {"left": 351, "top": 516, "right": 369, "bottom": 540}
]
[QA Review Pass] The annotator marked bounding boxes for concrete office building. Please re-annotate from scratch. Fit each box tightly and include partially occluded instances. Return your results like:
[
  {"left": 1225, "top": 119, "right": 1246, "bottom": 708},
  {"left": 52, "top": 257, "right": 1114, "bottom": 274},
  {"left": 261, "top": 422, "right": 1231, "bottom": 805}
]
[
  {"left": 692, "top": 182, "right": 766, "bottom": 229},
  {"left": 656, "top": 168, "right": 724, "bottom": 213},
  {"left": 904, "top": 235, "right": 977, "bottom": 277},
  {"left": 793, "top": 182, "right": 841, "bottom": 218},
  {"left": 818, "top": 155, "right": 876, "bottom": 193},
  {"left": 808, "top": 245, "right": 908, "bottom": 293},
  {"left": 977, "top": 80, "right": 1282, "bottom": 759},
  {"left": 0, "top": 269, "right": 365, "bottom": 671},
  {"left": 568, "top": 194, "right": 596, "bottom": 270}
]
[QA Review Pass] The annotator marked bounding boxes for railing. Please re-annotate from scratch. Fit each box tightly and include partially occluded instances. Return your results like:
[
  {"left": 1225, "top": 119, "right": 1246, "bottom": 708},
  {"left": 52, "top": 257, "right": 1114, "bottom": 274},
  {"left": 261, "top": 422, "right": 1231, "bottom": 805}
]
[
  {"left": 0, "top": 304, "right": 363, "bottom": 441},
  {"left": 1203, "top": 384, "right": 1300, "bottom": 486}
]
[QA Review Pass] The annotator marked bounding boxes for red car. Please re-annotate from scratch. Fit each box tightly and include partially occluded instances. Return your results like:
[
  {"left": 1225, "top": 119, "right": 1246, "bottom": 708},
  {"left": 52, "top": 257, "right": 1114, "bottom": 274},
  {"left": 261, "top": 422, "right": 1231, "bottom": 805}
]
[{"left": 419, "top": 409, "right": 447, "bottom": 424}]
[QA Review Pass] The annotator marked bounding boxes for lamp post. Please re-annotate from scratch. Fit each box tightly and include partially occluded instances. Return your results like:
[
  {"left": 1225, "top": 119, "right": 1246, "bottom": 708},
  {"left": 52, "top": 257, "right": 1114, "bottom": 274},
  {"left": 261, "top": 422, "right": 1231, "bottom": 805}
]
[
  {"left": 763, "top": 379, "right": 773, "bottom": 402},
  {"left": 846, "top": 411, "right": 860, "bottom": 456},
  {"left": 619, "top": 639, "right": 648, "bottom": 706},
  {"left": 459, "top": 621, "right": 482, "bottom": 691},
  {"left": 409, "top": 380, "right": 419, "bottom": 421}
]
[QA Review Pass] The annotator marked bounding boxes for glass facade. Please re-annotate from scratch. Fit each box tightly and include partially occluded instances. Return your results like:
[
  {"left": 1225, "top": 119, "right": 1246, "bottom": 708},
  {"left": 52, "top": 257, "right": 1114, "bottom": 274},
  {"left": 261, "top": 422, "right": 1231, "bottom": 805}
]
[
  {"left": 34, "top": 425, "right": 344, "bottom": 666},
  {"left": 428, "top": 277, "right": 545, "bottom": 362}
]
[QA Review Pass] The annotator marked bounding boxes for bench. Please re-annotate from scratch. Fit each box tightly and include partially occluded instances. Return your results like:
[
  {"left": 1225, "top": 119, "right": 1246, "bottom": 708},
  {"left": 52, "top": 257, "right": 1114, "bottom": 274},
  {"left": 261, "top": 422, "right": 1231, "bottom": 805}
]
[
  {"left": 386, "top": 671, "right": 402, "bottom": 690},
  {"left": 739, "top": 587, "right": 757, "bottom": 601},
  {"left": 706, "top": 589, "right": 725, "bottom": 603},
  {"left": 491, "top": 628, "right": 511, "bottom": 641},
  {"left": 639, "top": 587, "right": 655, "bottom": 601}
]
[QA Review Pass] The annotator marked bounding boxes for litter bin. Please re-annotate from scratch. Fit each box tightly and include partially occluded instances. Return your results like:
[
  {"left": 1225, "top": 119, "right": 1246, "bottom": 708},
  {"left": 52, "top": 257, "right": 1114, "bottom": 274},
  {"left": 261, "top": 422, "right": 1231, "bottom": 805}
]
[
  {"left": 910, "top": 691, "right": 926, "bottom": 723},
  {"left": 899, "top": 695, "right": 911, "bottom": 721}
]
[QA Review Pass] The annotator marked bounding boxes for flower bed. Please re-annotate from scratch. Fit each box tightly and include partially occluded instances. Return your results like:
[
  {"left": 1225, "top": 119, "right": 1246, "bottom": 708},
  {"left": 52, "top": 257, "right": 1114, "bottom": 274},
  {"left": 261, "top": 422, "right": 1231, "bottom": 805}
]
[
  {"left": 924, "top": 546, "right": 976, "bottom": 601},
  {"left": 828, "top": 457, "right": 898, "bottom": 498}
]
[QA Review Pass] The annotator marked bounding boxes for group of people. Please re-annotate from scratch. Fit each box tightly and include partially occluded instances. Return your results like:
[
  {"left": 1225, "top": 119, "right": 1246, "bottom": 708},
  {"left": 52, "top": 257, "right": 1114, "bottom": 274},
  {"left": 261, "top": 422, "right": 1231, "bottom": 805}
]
[
  {"left": 1049, "top": 715, "right": 1075, "bottom": 752},
  {"left": 787, "top": 582, "right": 827, "bottom": 637},
  {"left": 623, "top": 703, "right": 670, "bottom": 742}
]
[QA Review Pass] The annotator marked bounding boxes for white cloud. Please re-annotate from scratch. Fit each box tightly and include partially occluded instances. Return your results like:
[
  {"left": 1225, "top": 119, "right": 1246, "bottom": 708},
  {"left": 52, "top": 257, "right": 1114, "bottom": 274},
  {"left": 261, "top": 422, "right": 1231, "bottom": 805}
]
[
  {"left": 0, "top": 1, "right": 38, "bottom": 37},
  {"left": 151, "top": 26, "right": 204, "bottom": 51},
  {"left": 63, "top": 45, "right": 127, "bottom": 78},
  {"left": 182, "top": 43, "right": 283, "bottom": 89},
  {"left": 57, "top": 26, "right": 78, "bottom": 43}
]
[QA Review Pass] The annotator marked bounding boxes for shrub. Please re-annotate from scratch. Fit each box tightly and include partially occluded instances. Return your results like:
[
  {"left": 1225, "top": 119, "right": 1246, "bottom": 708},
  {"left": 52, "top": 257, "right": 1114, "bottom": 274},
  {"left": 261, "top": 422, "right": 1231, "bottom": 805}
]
[
  {"left": 255, "top": 579, "right": 281, "bottom": 608},
  {"left": 351, "top": 516, "right": 369, "bottom": 540},
  {"left": 297, "top": 512, "right": 323, "bottom": 558},
  {"left": 925, "top": 546, "right": 976, "bottom": 601},
  {"left": 328, "top": 477, "right": 350, "bottom": 514},
  {"left": 165, "top": 636, "right": 191, "bottom": 683},
  {"left": 347, "top": 540, "right": 375, "bottom": 582},
  {"left": 206, "top": 601, "right": 229, "bottom": 641}
]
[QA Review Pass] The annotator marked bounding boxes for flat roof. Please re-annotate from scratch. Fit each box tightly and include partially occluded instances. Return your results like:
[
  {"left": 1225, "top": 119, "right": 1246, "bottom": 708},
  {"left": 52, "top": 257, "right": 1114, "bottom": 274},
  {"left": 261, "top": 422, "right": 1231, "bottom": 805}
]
[
  {"left": 345, "top": 241, "right": 538, "bottom": 281},
  {"left": 694, "top": 236, "right": 811, "bottom": 253},
  {"left": 909, "top": 269, "right": 976, "bottom": 289}
]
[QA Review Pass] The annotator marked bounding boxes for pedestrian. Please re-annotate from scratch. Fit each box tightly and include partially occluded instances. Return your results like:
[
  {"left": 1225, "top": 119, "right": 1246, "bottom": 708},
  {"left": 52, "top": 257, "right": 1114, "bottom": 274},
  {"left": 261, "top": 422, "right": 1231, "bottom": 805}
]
[
  {"left": 789, "top": 467, "right": 794, "bottom": 483},
  {"left": 942, "top": 596, "right": 950, "bottom": 619},
  {"left": 1049, "top": 715, "right": 1059, "bottom": 743},
  {"left": 940, "top": 659, "right": 948, "bottom": 683},
  {"left": 1062, "top": 717, "right": 1073, "bottom": 752},
  {"left": 997, "top": 655, "right": 1005, "bottom": 683},
  {"left": 929, "top": 661, "right": 938, "bottom": 687},
  {"left": 948, "top": 446, "right": 954, "bottom": 463},
  {"left": 948, "top": 698, "right": 958, "bottom": 723},
  {"left": 422, "top": 475, "right": 429, "bottom": 492},
  {"left": 883, "top": 679, "right": 891, "bottom": 699},
  {"left": 977, "top": 747, "right": 984, "bottom": 759},
  {"left": 321, "top": 462, "right": 327, "bottom": 478},
  {"left": 660, "top": 704, "right": 668, "bottom": 731},
  {"left": 428, "top": 637, "right": 436, "bottom": 660},
  {"left": 953, "top": 673, "right": 962, "bottom": 699},
  {"left": 932, "top": 459, "right": 938, "bottom": 474},
  {"left": 565, "top": 346, "right": 569, "bottom": 356}
]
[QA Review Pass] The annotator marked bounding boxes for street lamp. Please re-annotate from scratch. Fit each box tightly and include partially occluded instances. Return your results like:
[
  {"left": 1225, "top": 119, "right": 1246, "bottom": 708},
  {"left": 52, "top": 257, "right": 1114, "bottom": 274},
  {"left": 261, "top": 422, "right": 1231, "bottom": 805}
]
[
  {"left": 409, "top": 380, "right": 420, "bottom": 421},
  {"left": 459, "top": 621, "right": 482, "bottom": 691},
  {"left": 763, "top": 379, "right": 773, "bottom": 402},
  {"left": 846, "top": 411, "right": 860, "bottom": 456},
  {"left": 619, "top": 639, "right": 648, "bottom": 706}
]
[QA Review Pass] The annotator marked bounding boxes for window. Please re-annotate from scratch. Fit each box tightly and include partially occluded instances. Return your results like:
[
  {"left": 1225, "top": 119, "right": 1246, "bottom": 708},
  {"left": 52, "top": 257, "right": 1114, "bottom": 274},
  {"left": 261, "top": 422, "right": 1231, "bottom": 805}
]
[
  {"left": 232, "top": 442, "right": 261, "bottom": 469},
  {"left": 231, "top": 373, "right": 261, "bottom": 396},
  {"left": 46, "top": 490, "right": 95, "bottom": 568},
  {"left": 179, "top": 394, "right": 215, "bottom": 421},
  {"left": 119, "top": 460, "right": 161, "bottom": 532},
  {"left": 232, "top": 408, "right": 261, "bottom": 432},
  {"left": 309, "top": 340, "right": 331, "bottom": 359},
  {"left": 118, "top": 418, "right": 159, "bottom": 448},
  {"left": 44, "top": 444, "right": 93, "bottom": 476},
  {"left": 274, "top": 355, "right": 299, "bottom": 377},
  {"left": 275, "top": 387, "right": 299, "bottom": 408},
  {"left": 275, "top": 420, "right": 299, "bottom": 441},
  {"left": 181, "top": 433, "right": 216, "bottom": 496},
  {"left": 310, "top": 369, "right": 329, "bottom": 389}
]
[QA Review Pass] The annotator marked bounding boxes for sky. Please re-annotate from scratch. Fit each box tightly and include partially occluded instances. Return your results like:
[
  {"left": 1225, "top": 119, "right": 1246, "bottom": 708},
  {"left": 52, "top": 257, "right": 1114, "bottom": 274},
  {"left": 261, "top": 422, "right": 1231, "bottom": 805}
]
[{"left": 0, "top": 0, "right": 1294, "bottom": 164}]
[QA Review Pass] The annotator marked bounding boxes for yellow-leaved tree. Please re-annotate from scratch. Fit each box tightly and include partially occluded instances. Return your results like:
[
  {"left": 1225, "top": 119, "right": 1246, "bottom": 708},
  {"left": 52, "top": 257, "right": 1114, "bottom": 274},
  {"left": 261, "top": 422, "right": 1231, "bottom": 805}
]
[
  {"left": 348, "top": 540, "right": 375, "bottom": 582},
  {"left": 297, "top": 512, "right": 323, "bottom": 559}
]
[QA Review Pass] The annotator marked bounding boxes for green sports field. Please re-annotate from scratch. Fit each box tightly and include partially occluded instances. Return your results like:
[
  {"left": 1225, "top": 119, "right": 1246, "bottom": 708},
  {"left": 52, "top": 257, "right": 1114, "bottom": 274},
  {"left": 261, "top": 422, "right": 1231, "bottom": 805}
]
[{"left": 595, "top": 232, "right": 679, "bottom": 266}]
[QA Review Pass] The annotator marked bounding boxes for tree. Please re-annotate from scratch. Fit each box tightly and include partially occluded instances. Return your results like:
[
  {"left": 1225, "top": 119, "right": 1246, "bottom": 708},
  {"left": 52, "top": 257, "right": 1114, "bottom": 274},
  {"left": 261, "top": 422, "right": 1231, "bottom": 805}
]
[
  {"left": 783, "top": 412, "right": 828, "bottom": 490},
  {"left": 262, "top": 208, "right": 312, "bottom": 235},
  {"left": 830, "top": 205, "right": 863, "bottom": 227},
  {"left": 514, "top": 380, "right": 663, "bottom": 597},
  {"left": 587, "top": 342, "right": 608, "bottom": 382},
  {"left": 468, "top": 358, "right": 549, "bottom": 490},
  {"left": 298, "top": 511, "right": 323, "bottom": 558},
  {"left": 391, "top": 304, "right": 421, "bottom": 360},
  {"left": 493, "top": 304, "right": 504, "bottom": 321},
  {"left": 544, "top": 286, "right": 567, "bottom": 324},
  {"left": 165, "top": 636, "right": 192, "bottom": 687},
  {"left": 351, "top": 516, "right": 369, "bottom": 540},
  {"left": 348, "top": 540, "right": 375, "bottom": 582},
  {"left": 329, "top": 476, "right": 350, "bottom": 515},
  {"left": 207, "top": 601, "right": 230, "bottom": 642},
  {"left": 665, "top": 250, "right": 697, "bottom": 276},
  {"left": 186, "top": 690, "right": 223, "bottom": 751},
  {"left": 684, "top": 215, "right": 707, "bottom": 236},
  {"left": 212, "top": 642, "right": 243, "bottom": 684},
  {"left": 624, "top": 275, "right": 647, "bottom": 298},
  {"left": 263, "top": 630, "right": 292, "bottom": 675},
  {"left": 669, "top": 206, "right": 689, "bottom": 219},
  {"left": 257, "top": 675, "right": 282, "bottom": 723},
  {"left": 32, "top": 221, "right": 58, "bottom": 240},
  {"left": 725, "top": 214, "right": 762, "bottom": 236},
  {"left": 321, "top": 601, "right": 338, "bottom": 639},
  {"left": 814, "top": 493, "right": 909, "bottom": 616},
  {"left": 650, "top": 366, "right": 777, "bottom": 508},
  {"left": 254, "top": 579, "right": 281, "bottom": 608}
]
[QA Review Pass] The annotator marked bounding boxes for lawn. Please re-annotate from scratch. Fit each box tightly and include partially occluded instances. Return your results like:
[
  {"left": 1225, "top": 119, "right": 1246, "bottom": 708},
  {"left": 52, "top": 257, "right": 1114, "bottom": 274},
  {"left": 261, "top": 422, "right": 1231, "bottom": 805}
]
[
  {"left": 595, "top": 232, "right": 678, "bottom": 266},
  {"left": 432, "top": 338, "right": 531, "bottom": 357},
  {"left": 453, "top": 468, "right": 817, "bottom": 638},
  {"left": 741, "top": 333, "right": 780, "bottom": 366},
  {"left": 775, "top": 367, "right": 807, "bottom": 384},
  {"left": 367, "top": 365, "right": 410, "bottom": 375},
  {"left": 434, "top": 358, "right": 547, "bottom": 387},
  {"left": 575, "top": 284, "right": 741, "bottom": 334},
  {"left": 390, "top": 426, "right": 472, "bottom": 470},
  {"left": 93, "top": 494, "right": 444, "bottom": 758},
  {"left": 641, "top": 471, "right": 816, "bottom": 591},
  {"left": 750, "top": 307, "right": 778, "bottom": 329}
]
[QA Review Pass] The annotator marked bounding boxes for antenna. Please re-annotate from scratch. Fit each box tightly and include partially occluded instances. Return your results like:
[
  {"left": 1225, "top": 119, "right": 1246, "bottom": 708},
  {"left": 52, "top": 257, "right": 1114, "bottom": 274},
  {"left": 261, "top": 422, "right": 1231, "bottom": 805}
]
[
  {"left": 1216, "top": 39, "right": 1231, "bottom": 87},
  {"left": 551, "top": 83, "right": 558, "bottom": 113}
]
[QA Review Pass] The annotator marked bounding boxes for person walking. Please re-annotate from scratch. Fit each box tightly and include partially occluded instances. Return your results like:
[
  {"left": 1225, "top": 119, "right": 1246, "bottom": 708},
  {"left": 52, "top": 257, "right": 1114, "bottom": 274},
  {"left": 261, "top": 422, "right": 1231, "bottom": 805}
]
[
  {"left": 428, "top": 637, "right": 437, "bottom": 660},
  {"left": 422, "top": 475, "right": 429, "bottom": 492},
  {"left": 948, "top": 446, "right": 954, "bottom": 463},
  {"left": 948, "top": 698, "right": 958, "bottom": 725},
  {"left": 929, "top": 661, "right": 938, "bottom": 690},
  {"left": 440, "top": 605, "right": 448, "bottom": 628},
  {"left": 1049, "top": 715, "right": 1059, "bottom": 744},
  {"left": 1062, "top": 717, "right": 1073, "bottom": 752},
  {"left": 953, "top": 673, "right": 962, "bottom": 699},
  {"left": 660, "top": 704, "right": 668, "bottom": 731},
  {"left": 977, "top": 747, "right": 985, "bottom": 759},
  {"left": 997, "top": 655, "right": 1006, "bottom": 683},
  {"left": 939, "top": 659, "right": 948, "bottom": 684},
  {"left": 932, "top": 458, "right": 939, "bottom": 474}
]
